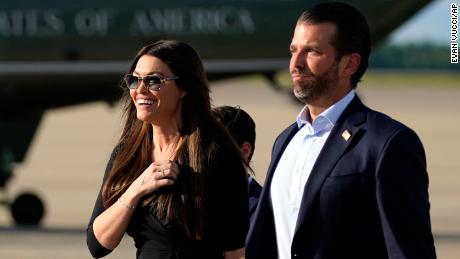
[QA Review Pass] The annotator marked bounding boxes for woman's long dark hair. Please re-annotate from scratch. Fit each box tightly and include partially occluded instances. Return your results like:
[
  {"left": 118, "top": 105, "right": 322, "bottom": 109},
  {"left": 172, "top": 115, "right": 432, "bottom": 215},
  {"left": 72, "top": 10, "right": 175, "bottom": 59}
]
[{"left": 101, "top": 40, "right": 243, "bottom": 239}]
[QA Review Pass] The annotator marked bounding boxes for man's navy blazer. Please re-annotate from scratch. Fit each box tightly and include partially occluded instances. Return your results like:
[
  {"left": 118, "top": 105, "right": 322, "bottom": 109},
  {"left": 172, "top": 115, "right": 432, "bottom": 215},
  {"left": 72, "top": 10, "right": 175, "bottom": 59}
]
[{"left": 246, "top": 96, "right": 436, "bottom": 259}]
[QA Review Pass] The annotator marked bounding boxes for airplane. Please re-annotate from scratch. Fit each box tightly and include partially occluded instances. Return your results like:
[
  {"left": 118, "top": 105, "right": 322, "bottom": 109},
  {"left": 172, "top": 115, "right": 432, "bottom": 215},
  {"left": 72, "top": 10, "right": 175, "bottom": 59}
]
[{"left": 0, "top": 0, "right": 432, "bottom": 225}]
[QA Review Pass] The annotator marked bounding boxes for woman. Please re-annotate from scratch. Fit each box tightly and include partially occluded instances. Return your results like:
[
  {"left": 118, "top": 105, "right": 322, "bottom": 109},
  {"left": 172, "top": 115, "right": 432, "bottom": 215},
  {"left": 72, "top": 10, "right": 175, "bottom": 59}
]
[{"left": 86, "top": 40, "right": 248, "bottom": 259}]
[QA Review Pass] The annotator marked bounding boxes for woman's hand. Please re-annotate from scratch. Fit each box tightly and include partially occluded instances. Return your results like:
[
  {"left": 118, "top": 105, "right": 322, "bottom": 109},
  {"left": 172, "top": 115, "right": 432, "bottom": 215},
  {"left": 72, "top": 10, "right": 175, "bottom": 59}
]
[
  {"left": 127, "top": 160, "right": 180, "bottom": 198},
  {"left": 225, "top": 247, "right": 245, "bottom": 259},
  {"left": 92, "top": 160, "right": 180, "bottom": 251}
]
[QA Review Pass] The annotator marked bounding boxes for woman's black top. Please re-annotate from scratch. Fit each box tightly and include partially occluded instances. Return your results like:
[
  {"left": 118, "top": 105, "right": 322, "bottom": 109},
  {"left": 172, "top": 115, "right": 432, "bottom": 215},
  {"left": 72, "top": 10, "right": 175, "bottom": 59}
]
[{"left": 86, "top": 143, "right": 249, "bottom": 259}]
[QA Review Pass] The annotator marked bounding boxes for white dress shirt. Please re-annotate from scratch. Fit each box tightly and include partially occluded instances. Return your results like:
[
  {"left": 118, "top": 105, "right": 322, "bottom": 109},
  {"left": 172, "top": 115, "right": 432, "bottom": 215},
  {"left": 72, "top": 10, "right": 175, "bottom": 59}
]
[{"left": 270, "top": 90, "right": 355, "bottom": 259}]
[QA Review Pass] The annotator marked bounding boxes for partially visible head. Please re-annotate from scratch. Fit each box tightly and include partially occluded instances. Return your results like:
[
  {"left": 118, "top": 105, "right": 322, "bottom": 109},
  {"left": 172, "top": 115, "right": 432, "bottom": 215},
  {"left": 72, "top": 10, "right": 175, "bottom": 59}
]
[
  {"left": 296, "top": 2, "right": 371, "bottom": 88},
  {"left": 212, "top": 106, "right": 256, "bottom": 162},
  {"left": 124, "top": 40, "right": 211, "bottom": 130}
]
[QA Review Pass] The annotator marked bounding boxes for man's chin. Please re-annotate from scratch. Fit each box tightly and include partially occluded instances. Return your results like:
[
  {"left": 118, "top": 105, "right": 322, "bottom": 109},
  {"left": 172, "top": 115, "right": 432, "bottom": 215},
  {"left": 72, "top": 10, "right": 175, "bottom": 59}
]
[{"left": 293, "top": 90, "right": 311, "bottom": 104}]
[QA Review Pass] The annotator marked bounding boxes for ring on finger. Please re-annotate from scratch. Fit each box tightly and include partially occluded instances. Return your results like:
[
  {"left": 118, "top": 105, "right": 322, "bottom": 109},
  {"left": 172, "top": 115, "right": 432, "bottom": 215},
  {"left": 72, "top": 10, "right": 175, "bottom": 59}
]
[{"left": 162, "top": 169, "right": 166, "bottom": 178}]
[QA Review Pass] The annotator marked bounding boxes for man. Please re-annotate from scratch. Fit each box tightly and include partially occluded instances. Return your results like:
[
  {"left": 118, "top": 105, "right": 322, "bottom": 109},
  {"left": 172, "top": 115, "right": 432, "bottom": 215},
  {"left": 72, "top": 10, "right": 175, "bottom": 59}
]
[
  {"left": 212, "top": 105, "right": 262, "bottom": 222},
  {"left": 246, "top": 2, "right": 436, "bottom": 259}
]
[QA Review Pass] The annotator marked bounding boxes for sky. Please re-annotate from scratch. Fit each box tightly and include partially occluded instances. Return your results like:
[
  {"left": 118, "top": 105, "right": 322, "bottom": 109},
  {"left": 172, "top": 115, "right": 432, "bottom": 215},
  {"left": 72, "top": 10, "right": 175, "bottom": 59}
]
[{"left": 388, "top": 0, "right": 454, "bottom": 46}]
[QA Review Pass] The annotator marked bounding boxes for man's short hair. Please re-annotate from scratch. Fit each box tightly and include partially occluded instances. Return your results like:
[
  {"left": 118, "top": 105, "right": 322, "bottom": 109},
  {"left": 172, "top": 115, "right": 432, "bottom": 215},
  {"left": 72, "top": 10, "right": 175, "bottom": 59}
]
[
  {"left": 212, "top": 106, "right": 256, "bottom": 161},
  {"left": 298, "top": 2, "right": 371, "bottom": 87}
]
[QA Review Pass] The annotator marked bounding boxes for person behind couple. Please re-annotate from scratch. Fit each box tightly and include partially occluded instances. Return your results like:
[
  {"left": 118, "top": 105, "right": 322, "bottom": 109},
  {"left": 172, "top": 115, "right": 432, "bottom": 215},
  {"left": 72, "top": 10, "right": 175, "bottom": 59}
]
[
  {"left": 246, "top": 2, "right": 436, "bottom": 259},
  {"left": 212, "top": 105, "right": 262, "bottom": 223},
  {"left": 86, "top": 40, "right": 248, "bottom": 259}
]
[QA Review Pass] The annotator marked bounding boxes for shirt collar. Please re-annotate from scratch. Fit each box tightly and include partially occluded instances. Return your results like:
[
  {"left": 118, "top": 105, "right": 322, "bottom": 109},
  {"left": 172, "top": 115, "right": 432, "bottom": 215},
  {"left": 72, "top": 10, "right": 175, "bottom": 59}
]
[{"left": 296, "top": 90, "right": 356, "bottom": 131}]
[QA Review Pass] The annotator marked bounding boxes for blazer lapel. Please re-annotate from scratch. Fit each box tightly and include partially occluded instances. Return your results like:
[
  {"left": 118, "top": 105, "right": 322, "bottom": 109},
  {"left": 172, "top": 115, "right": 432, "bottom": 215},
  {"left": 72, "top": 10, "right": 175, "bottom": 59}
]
[
  {"left": 294, "top": 96, "right": 367, "bottom": 233},
  {"left": 247, "top": 123, "right": 300, "bottom": 258},
  {"left": 264, "top": 123, "right": 300, "bottom": 186}
]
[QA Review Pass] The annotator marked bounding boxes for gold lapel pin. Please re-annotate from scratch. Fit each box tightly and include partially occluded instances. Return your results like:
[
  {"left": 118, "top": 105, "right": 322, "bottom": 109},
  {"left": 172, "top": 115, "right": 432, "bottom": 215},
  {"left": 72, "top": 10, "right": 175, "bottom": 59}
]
[{"left": 342, "top": 130, "right": 351, "bottom": 141}]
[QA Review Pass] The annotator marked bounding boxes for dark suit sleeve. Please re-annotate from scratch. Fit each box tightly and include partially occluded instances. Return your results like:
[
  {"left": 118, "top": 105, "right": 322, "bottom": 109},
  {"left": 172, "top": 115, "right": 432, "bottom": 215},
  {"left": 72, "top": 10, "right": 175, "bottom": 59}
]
[
  {"left": 86, "top": 147, "right": 119, "bottom": 258},
  {"left": 375, "top": 128, "right": 436, "bottom": 258}
]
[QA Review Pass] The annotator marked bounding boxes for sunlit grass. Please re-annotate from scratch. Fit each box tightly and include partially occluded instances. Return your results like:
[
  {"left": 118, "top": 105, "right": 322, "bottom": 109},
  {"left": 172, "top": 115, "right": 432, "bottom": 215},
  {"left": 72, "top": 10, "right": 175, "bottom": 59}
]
[{"left": 361, "top": 70, "right": 460, "bottom": 88}]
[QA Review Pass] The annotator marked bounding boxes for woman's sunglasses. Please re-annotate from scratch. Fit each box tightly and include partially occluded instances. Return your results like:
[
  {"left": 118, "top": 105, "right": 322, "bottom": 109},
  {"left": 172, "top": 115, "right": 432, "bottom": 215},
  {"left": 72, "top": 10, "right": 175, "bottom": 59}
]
[{"left": 124, "top": 74, "right": 179, "bottom": 91}]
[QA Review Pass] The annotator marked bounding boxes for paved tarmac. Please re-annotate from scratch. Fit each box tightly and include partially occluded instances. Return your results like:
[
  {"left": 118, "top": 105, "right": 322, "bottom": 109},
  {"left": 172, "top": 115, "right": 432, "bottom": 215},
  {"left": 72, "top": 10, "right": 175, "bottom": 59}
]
[{"left": 1, "top": 76, "right": 459, "bottom": 258}]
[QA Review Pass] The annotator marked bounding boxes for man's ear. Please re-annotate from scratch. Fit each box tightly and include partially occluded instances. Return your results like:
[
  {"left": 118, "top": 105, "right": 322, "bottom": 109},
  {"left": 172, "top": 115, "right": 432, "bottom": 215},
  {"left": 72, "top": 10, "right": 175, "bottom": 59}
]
[
  {"left": 339, "top": 53, "right": 361, "bottom": 78},
  {"left": 240, "top": 142, "right": 253, "bottom": 163}
]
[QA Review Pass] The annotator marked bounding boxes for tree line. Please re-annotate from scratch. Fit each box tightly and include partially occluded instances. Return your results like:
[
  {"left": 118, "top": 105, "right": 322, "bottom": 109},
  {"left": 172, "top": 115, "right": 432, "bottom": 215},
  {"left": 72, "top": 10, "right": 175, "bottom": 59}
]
[{"left": 369, "top": 44, "right": 457, "bottom": 70}]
